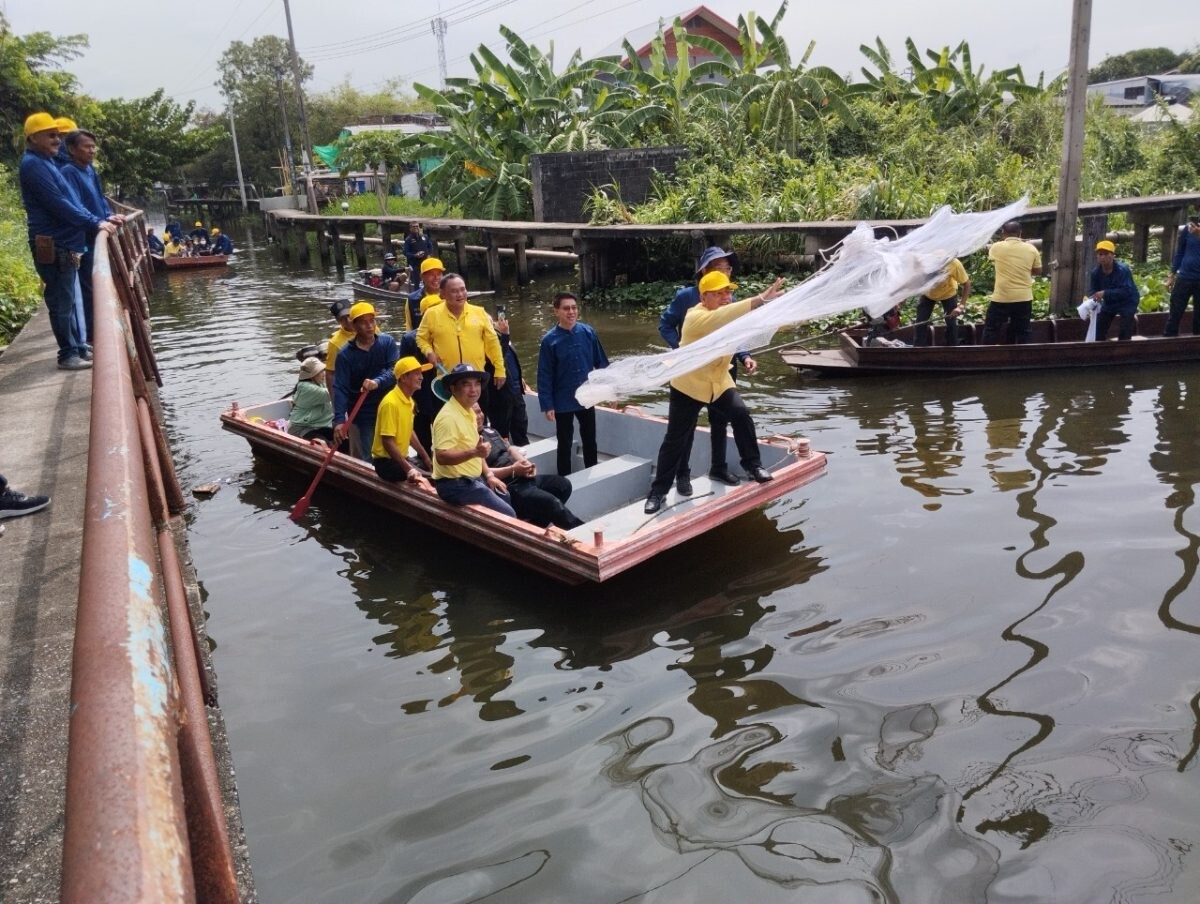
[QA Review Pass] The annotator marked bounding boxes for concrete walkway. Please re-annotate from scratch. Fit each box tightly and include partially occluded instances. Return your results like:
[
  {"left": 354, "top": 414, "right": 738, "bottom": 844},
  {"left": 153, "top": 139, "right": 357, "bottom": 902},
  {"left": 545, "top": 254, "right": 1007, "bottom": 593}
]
[{"left": 0, "top": 309, "right": 91, "bottom": 902}]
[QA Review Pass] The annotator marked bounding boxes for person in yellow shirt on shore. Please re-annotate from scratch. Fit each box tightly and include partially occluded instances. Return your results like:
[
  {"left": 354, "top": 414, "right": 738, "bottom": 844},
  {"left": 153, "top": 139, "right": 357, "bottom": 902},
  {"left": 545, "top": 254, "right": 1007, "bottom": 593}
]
[
  {"left": 914, "top": 258, "right": 970, "bottom": 347},
  {"left": 416, "top": 272, "right": 505, "bottom": 414},
  {"left": 643, "top": 271, "right": 785, "bottom": 515},
  {"left": 372, "top": 356, "right": 434, "bottom": 489},
  {"left": 982, "top": 220, "right": 1042, "bottom": 344}
]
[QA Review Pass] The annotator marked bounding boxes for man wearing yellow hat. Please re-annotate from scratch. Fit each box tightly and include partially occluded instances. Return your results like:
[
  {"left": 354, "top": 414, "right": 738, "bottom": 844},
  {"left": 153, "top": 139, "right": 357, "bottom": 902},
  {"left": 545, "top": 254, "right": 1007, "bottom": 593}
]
[
  {"left": 331, "top": 302, "right": 400, "bottom": 460},
  {"left": 644, "top": 270, "right": 785, "bottom": 514},
  {"left": 18, "top": 112, "right": 119, "bottom": 370},
  {"left": 405, "top": 256, "right": 445, "bottom": 332},
  {"left": 209, "top": 226, "right": 233, "bottom": 256},
  {"left": 189, "top": 220, "right": 209, "bottom": 247},
  {"left": 53, "top": 116, "right": 78, "bottom": 168},
  {"left": 372, "top": 356, "right": 434, "bottom": 488},
  {"left": 1088, "top": 239, "right": 1140, "bottom": 341}
]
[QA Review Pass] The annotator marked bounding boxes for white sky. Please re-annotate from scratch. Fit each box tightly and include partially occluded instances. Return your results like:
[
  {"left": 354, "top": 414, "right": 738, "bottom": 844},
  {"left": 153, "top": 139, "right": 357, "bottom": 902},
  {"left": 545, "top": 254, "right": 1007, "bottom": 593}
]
[{"left": 6, "top": 0, "right": 1197, "bottom": 112}]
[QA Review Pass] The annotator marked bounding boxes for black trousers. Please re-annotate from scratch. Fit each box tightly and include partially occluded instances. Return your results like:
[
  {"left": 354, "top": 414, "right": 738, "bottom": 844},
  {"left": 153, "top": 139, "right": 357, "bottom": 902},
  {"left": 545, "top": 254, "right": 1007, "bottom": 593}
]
[
  {"left": 650, "top": 387, "right": 760, "bottom": 496},
  {"left": 1096, "top": 306, "right": 1137, "bottom": 341},
  {"left": 508, "top": 475, "right": 583, "bottom": 529},
  {"left": 678, "top": 361, "right": 736, "bottom": 477},
  {"left": 914, "top": 296, "right": 960, "bottom": 347},
  {"left": 555, "top": 407, "right": 597, "bottom": 475},
  {"left": 488, "top": 390, "right": 529, "bottom": 445},
  {"left": 980, "top": 301, "right": 1033, "bottom": 344},
  {"left": 1164, "top": 278, "right": 1200, "bottom": 336}
]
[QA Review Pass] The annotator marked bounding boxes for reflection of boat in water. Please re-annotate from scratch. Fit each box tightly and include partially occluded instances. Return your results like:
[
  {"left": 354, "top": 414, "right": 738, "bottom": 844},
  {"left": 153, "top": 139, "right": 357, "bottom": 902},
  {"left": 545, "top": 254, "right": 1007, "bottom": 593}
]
[
  {"left": 785, "top": 312, "right": 1200, "bottom": 376},
  {"left": 152, "top": 253, "right": 230, "bottom": 271},
  {"left": 221, "top": 397, "right": 826, "bottom": 584}
]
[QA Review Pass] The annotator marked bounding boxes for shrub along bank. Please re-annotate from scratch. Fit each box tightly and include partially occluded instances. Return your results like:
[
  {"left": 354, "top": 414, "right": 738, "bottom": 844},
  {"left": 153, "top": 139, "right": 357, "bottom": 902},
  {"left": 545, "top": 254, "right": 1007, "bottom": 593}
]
[{"left": 0, "top": 166, "right": 40, "bottom": 345}]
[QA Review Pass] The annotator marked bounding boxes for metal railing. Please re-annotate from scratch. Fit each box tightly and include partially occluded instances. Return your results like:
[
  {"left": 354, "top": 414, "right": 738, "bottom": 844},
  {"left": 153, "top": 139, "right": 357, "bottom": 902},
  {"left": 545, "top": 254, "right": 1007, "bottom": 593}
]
[{"left": 60, "top": 208, "right": 241, "bottom": 903}]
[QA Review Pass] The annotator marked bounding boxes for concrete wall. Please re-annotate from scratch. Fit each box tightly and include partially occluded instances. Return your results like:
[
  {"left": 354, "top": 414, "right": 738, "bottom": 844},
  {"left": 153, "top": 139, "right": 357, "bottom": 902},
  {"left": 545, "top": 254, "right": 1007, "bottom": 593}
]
[
  {"left": 530, "top": 147, "right": 687, "bottom": 223},
  {"left": 259, "top": 195, "right": 302, "bottom": 212}
]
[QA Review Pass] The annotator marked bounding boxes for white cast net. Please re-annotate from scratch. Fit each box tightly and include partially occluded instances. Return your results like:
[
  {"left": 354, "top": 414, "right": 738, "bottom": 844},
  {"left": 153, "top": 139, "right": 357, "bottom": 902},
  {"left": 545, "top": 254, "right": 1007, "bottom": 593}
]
[{"left": 575, "top": 197, "right": 1029, "bottom": 407}]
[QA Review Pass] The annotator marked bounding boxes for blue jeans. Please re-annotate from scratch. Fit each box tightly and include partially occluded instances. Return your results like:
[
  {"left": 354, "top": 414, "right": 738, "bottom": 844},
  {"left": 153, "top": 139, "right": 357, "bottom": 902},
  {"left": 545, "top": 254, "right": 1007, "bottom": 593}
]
[
  {"left": 435, "top": 476, "right": 516, "bottom": 517},
  {"left": 33, "top": 251, "right": 87, "bottom": 362}
]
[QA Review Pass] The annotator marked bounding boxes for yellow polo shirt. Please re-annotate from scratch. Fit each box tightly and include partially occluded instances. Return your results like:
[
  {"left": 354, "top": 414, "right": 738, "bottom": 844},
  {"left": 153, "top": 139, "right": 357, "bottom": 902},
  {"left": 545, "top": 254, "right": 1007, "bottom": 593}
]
[
  {"left": 988, "top": 238, "right": 1041, "bottom": 302},
  {"left": 432, "top": 396, "right": 483, "bottom": 479},
  {"left": 419, "top": 294, "right": 443, "bottom": 313},
  {"left": 371, "top": 387, "right": 417, "bottom": 460},
  {"left": 670, "top": 299, "right": 753, "bottom": 403},
  {"left": 925, "top": 258, "right": 969, "bottom": 302},
  {"left": 416, "top": 302, "right": 505, "bottom": 377},
  {"left": 325, "top": 326, "right": 355, "bottom": 374}
]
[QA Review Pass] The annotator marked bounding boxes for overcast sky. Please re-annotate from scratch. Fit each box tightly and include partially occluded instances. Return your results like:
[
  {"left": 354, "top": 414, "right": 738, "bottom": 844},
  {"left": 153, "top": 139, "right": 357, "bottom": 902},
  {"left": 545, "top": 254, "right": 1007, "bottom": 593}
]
[{"left": 6, "top": 0, "right": 1196, "bottom": 112}]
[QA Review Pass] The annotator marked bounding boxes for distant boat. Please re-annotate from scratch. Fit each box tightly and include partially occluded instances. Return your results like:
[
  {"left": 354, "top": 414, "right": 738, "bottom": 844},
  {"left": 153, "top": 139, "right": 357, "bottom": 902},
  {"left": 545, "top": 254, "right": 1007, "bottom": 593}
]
[
  {"left": 152, "top": 253, "right": 230, "bottom": 271},
  {"left": 221, "top": 397, "right": 825, "bottom": 584},
  {"left": 784, "top": 311, "right": 1200, "bottom": 376},
  {"left": 350, "top": 276, "right": 493, "bottom": 303}
]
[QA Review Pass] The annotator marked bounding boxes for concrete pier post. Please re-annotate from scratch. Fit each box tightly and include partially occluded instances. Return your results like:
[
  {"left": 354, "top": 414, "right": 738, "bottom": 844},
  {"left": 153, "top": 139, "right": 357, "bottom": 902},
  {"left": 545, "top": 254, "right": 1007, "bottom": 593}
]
[
  {"left": 295, "top": 225, "right": 310, "bottom": 264},
  {"left": 329, "top": 221, "right": 345, "bottom": 270},
  {"left": 1161, "top": 211, "right": 1184, "bottom": 264},
  {"left": 278, "top": 223, "right": 291, "bottom": 261},
  {"left": 514, "top": 237, "right": 529, "bottom": 285},
  {"left": 1040, "top": 223, "right": 1056, "bottom": 273},
  {"left": 485, "top": 234, "right": 502, "bottom": 289},
  {"left": 454, "top": 235, "right": 468, "bottom": 274},
  {"left": 317, "top": 226, "right": 330, "bottom": 263},
  {"left": 353, "top": 227, "right": 368, "bottom": 269}
]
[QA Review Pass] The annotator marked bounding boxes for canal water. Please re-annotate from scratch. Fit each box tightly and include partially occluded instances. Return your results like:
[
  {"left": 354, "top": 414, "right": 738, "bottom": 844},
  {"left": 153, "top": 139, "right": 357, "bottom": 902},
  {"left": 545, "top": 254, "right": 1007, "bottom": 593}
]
[{"left": 152, "top": 223, "right": 1200, "bottom": 903}]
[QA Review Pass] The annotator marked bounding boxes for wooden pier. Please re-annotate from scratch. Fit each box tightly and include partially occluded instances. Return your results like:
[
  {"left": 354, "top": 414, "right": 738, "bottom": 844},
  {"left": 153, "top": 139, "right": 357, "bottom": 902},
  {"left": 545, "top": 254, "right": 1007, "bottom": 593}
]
[
  {"left": 262, "top": 192, "right": 1200, "bottom": 295},
  {"left": 166, "top": 197, "right": 260, "bottom": 222}
]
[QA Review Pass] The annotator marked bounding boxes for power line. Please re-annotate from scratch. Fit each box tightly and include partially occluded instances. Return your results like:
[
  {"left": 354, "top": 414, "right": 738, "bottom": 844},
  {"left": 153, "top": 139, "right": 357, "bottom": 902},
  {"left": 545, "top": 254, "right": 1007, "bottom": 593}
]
[
  {"left": 298, "top": 0, "right": 500, "bottom": 55},
  {"left": 168, "top": 0, "right": 280, "bottom": 99}
]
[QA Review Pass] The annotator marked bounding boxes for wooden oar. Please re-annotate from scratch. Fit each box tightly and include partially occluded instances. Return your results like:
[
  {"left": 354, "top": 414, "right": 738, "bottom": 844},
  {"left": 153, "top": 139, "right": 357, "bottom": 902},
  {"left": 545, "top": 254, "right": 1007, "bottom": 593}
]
[{"left": 289, "top": 388, "right": 368, "bottom": 521}]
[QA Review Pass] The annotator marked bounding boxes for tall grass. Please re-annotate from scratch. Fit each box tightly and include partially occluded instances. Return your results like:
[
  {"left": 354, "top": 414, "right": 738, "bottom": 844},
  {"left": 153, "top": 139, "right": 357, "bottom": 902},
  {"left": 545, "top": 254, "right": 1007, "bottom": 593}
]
[{"left": 0, "top": 165, "right": 40, "bottom": 344}]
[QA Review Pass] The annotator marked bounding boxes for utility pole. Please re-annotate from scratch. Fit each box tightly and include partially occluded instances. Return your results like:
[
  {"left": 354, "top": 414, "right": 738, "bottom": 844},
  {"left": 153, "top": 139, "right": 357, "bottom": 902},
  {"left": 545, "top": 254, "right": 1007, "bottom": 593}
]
[
  {"left": 228, "top": 107, "right": 249, "bottom": 212},
  {"left": 281, "top": 0, "right": 314, "bottom": 172},
  {"left": 431, "top": 16, "right": 449, "bottom": 87},
  {"left": 274, "top": 67, "right": 297, "bottom": 195},
  {"left": 1049, "top": 0, "right": 1093, "bottom": 315}
]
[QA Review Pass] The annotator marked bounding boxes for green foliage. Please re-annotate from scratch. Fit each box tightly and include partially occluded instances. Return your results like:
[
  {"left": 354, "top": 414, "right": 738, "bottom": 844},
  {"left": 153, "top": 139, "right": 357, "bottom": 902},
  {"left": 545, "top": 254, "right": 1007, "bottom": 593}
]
[
  {"left": 1088, "top": 47, "right": 1187, "bottom": 83},
  {"left": 337, "top": 131, "right": 417, "bottom": 214},
  {"left": 0, "top": 165, "right": 40, "bottom": 343},
  {"left": 305, "top": 79, "right": 429, "bottom": 146},
  {"left": 318, "top": 192, "right": 460, "bottom": 219}
]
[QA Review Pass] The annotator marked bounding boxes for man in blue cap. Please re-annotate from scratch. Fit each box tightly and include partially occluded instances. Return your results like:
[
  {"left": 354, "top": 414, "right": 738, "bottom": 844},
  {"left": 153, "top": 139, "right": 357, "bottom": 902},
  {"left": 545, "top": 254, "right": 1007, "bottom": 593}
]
[{"left": 657, "top": 246, "right": 757, "bottom": 492}]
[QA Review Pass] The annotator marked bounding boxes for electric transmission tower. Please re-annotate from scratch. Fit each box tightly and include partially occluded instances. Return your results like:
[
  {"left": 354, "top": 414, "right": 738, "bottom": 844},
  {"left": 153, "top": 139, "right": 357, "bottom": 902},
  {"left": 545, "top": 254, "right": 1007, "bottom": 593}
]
[{"left": 431, "top": 17, "right": 448, "bottom": 87}]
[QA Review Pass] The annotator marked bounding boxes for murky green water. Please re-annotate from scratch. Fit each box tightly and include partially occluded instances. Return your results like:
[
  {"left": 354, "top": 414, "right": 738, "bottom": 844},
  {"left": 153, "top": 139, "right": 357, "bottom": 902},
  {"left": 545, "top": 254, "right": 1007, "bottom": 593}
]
[{"left": 152, "top": 221, "right": 1200, "bottom": 903}]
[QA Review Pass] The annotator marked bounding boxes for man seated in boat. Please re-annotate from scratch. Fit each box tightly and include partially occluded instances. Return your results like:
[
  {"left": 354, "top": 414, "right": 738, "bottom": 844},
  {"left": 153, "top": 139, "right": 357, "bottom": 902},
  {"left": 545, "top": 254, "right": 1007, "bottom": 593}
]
[
  {"left": 381, "top": 251, "right": 406, "bottom": 292},
  {"left": 474, "top": 403, "right": 583, "bottom": 530},
  {"left": 371, "top": 356, "right": 434, "bottom": 490},
  {"left": 208, "top": 226, "right": 233, "bottom": 256},
  {"left": 644, "top": 271, "right": 785, "bottom": 515},
  {"left": 982, "top": 220, "right": 1041, "bottom": 344},
  {"left": 165, "top": 220, "right": 184, "bottom": 243},
  {"left": 288, "top": 357, "right": 334, "bottom": 444},
  {"left": 163, "top": 235, "right": 183, "bottom": 257},
  {"left": 188, "top": 220, "right": 209, "bottom": 246},
  {"left": 406, "top": 257, "right": 445, "bottom": 332},
  {"left": 417, "top": 273, "right": 506, "bottom": 419},
  {"left": 913, "top": 258, "right": 970, "bottom": 347},
  {"left": 1088, "top": 240, "right": 1140, "bottom": 341},
  {"left": 332, "top": 302, "right": 400, "bottom": 461},
  {"left": 403, "top": 221, "right": 434, "bottom": 279},
  {"left": 147, "top": 228, "right": 164, "bottom": 255},
  {"left": 431, "top": 364, "right": 515, "bottom": 517}
]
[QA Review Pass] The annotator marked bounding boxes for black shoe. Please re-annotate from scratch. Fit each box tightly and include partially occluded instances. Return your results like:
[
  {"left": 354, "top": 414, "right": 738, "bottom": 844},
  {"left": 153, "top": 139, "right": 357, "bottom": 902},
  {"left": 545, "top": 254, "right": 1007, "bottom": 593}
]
[
  {"left": 748, "top": 466, "right": 774, "bottom": 484},
  {"left": 676, "top": 473, "right": 693, "bottom": 496},
  {"left": 57, "top": 356, "right": 92, "bottom": 371},
  {"left": 0, "top": 488, "right": 51, "bottom": 520},
  {"left": 708, "top": 467, "right": 740, "bottom": 486},
  {"left": 644, "top": 493, "right": 665, "bottom": 515}
]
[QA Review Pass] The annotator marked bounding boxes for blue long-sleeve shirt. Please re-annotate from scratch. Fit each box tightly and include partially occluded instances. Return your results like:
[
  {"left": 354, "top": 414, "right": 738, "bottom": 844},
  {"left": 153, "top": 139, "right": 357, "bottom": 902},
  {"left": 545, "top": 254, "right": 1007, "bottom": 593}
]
[
  {"left": 403, "top": 233, "right": 433, "bottom": 267},
  {"left": 210, "top": 233, "right": 233, "bottom": 255},
  {"left": 332, "top": 333, "right": 399, "bottom": 425},
  {"left": 18, "top": 149, "right": 105, "bottom": 253},
  {"left": 1089, "top": 261, "right": 1140, "bottom": 312},
  {"left": 537, "top": 322, "right": 608, "bottom": 413},
  {"left": 1171, "top": 227, "right": 1200, "bottom": 281},
  {"left": 148, "top": 232, "right": 164, "bottom": 254},
  {"left": 500, "top": 333, "right": 524, "bottom": 401},
  {"left": 658, "top": 285, "right": 751, "bottom": 365},
  {"left": 60, "top": 161, "right": 112, "bottom": 221}
]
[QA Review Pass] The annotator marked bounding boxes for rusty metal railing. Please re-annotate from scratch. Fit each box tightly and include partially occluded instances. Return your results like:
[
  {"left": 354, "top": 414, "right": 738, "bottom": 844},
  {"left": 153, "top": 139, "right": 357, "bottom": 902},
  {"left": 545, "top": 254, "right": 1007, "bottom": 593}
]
[{"left": 61, "top": 208, "right": 240, "bottom": 902}]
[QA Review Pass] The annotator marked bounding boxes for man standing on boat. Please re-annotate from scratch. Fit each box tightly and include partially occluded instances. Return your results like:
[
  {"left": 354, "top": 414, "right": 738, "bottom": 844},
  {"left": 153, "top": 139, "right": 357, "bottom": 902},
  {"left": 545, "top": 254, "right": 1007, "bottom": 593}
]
[
  {"left": 1088, "top": 240, "right": 1140, "bottom": 341},
  {"left": 913, "top": 258, "right": 970, "bottom": 347},
  {"left": 332, "top": 302, "right": 399, "bottom": 460},
  {"left": 1164, "top": 215, "right": 1200, "bottom": 337},
  {"left": 431, "top": 365, "right": 515, "bottom": 517},
  {"left": 416, "top": 273, "right": 506, "bottom": 414},
  {"left": 658, "top": 246, "right": 757, "bottom": 494},
  {"left": 18, "top": 112, "right": 119, "bottom": 370},
  {"left": 982, "top": 220, "right": 1041, "bottom": 345},
  {"left": 537, "top": 292, "right": 609, "bottom": 476},
  {"left": 406, "top": 257, "right": 445, "bottom": 332},
  {"left": 403, "top": 221, "right": 434, "bottom": 279},
  {"left": 644, "top": 271, "right": 785, "bottom": 515}
]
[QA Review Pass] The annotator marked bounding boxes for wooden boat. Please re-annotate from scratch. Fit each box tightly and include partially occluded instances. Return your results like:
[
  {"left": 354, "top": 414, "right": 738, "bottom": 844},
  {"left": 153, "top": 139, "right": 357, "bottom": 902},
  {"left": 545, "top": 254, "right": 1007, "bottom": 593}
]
[
  {"left": 784, "top": 311, "right": 1200, "bottom": 375},
  {"left": 349, "top": 277, "right": 495, "bottom": 303},
  {"left": 220, "top": 396, "right": 825, "bottom": 584},
  {"left": 152, "top": 253, "right": 230, "bottom": 271}
]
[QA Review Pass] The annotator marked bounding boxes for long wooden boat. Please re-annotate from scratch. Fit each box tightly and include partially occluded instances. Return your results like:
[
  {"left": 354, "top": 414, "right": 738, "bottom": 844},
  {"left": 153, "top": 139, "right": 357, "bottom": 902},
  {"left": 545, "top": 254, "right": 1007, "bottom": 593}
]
[
  {"left": 350, "top": 277, "right": 495, "bottom": 303},
  {"left": 152, "top": 253, "right": 230, "bottom": 271},
  {"left": 784, "top": 311, "right": 1200, "bottom": 375},
  {"left": 220, "top": 396, "right": 825, "bottom": 584}
]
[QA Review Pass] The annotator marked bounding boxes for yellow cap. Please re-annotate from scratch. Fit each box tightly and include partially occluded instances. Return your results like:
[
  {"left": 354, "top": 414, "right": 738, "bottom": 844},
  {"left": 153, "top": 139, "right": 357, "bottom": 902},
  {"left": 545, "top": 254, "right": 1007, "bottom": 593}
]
[
  {"left": 420, "top": 257, "right": 445, "bottom": 275},
  {"left": 698, "top": 271, "right": 737, "bottom": 294},
  {"left": 210, "top": 227, "right": 220, "bottom": 235},
  {"left": 1095, "top": 239, "right": 1116, "bottom": 253},
  {"left": 394, "top": 356, "right": 433, "bottom": 379},
  {"left": 23, "top": 112, "right": 58, "bottom": 137},
  {"left": 54, "top": 116, "right": 78, "bottom": 132},
  {"left": 348, "top": 301, "right": 376, "bottom": 321},
  {"left": 194, "top": 221, "right": 203, "bottom": 227}
]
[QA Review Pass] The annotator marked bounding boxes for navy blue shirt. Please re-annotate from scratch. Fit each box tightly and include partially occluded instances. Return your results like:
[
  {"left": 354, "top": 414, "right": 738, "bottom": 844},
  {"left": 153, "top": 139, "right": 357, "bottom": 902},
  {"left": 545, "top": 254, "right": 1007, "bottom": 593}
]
[
  {"left": 406, "top": 286, "right": 425, "bottom": 331},
  {"left": 1171, "top": 227, "right": 1200, "bottom": 282},
  {"left": 537, "top": 322, "right": 608, "bottom": 413},
  {"left": 18, "top": 148, "right": 103, "bottom": 252},
  {"left": 332, "top": 333, "right": 399, "bottom": 425},
  {"left": 500, "top": 333, "right": 524, "bottom": 400},
  {"left": 403, "top": 233, "right": 433, "bottom": 265},
  {"left": 60, "top": 161, "right": 112, "bottom": 220},
  {"left": 1089, "top": 261, "right": 1140, "bottom": 313},
  {"left": 148, "top": 232, "right": 164, "bottom": 254},
  {"left": 210, "top": 233, "right": 233, "bottom": 255}
]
